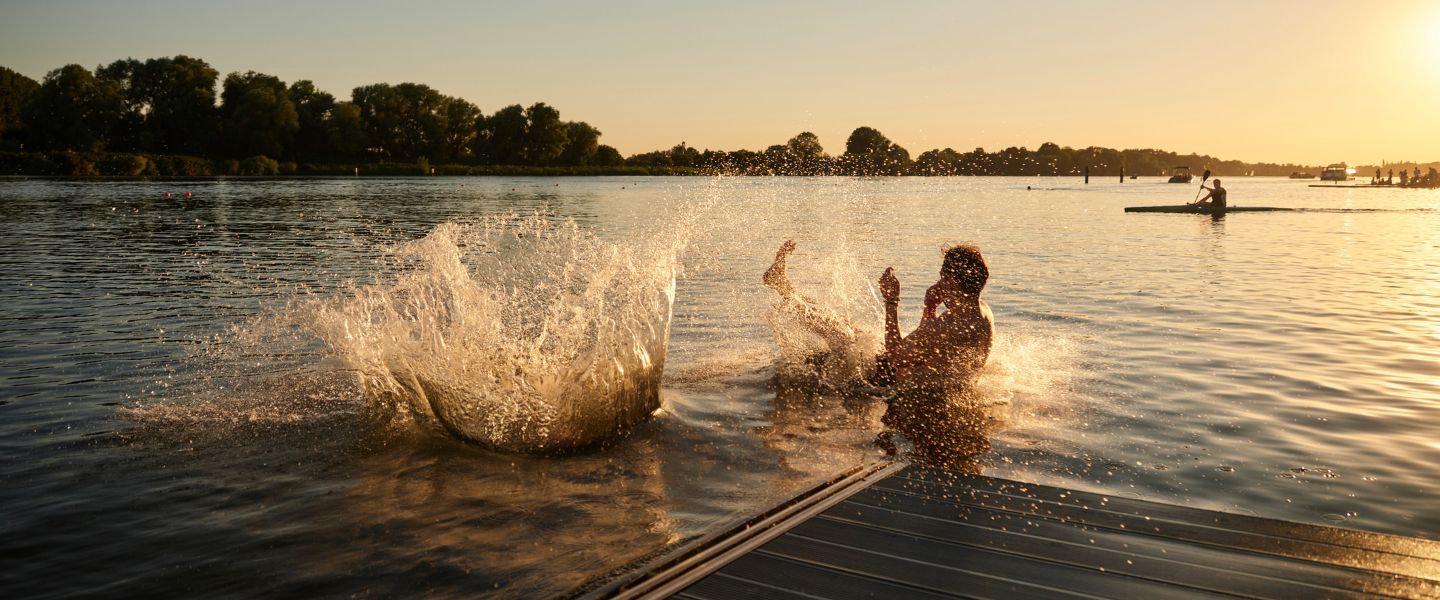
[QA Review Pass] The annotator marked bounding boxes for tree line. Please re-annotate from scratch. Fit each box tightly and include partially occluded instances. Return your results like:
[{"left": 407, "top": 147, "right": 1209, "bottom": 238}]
[
  {"left": 0, "top": 57, "right": 621, "bottom": 174},
  {"left": 2, "top": 57, "right": 1322, "bottom": 177},
  {"left": 631, "top": 128, "right": 1318, "bottom": 177}
]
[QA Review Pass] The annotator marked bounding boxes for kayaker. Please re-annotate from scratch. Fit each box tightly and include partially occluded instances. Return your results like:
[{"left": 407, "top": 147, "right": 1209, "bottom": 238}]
[{"left": 1195, "top": 179, "right": 1227, "bottom": 208}]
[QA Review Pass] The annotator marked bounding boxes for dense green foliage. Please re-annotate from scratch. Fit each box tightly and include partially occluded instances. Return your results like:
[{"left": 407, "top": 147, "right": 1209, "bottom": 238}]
[
  {"left": 221, "top": 71, "right": 297, "bottom": 158},
  {"left": 0, "top": 66, "right": 40, "bottom": 149},
  {"left": 3, "top": 55, "right": 616, "bottom": 171},
  {"left": 0, "top": 55, "right": 1340, "bottom": 177},
  {"left": 96, "top": 56, "right": 221, "bottom": 155}
]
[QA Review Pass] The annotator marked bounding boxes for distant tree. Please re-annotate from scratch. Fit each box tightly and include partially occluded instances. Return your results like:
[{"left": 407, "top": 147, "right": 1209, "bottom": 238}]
[
  {"left": 786, "top": 131, "right": 825, "bottom": 160},
  {"left": 994, "top": 146, "right": 1031, "bottom": 175},
  {"left": 324, "top": 101, "right": 368, "bottom": 160},
  {"left": 624, "top": 144, "right": 697, "bottom": 168},
  {"left": 780, "top": 131, "right": 828, "bottom": 174},
  {"left": 1035, "top": 142, "right": 1063, "bottom": 175},
  {"left": 24, "top": 64, "right": 125, "bottom": 152},
  {"left": 842, "top": 126, "right": 910, "bottom": 175},
  {"left": 287, "top": 80, "right": 335, "bottom": 160},
  {"left": 220, "top": 71, "right": 298, "bottom": 158},
  {"left": 351, "top": 82, "right": 448, "bottom": 160},
  {"left": 959, "top": 147, "right": 990, "bottom": 175},
  {"left": 94, "top": 59, "right": 145, "bottom": 151},
  {"left": 592, "top": 144, "right": 623, "bottom": 166},
  {"left": 844, "top": 126, "right": 888, "bottom": 156},
  {"left": 97, "top": 56, "right": 219, "bottom": 155},
  {"left": 669, "top": 142, "right": 701, "bottom": 167},
  {"left": 440, "top": 97, "right": 480, "bottom": 162},
  {"left": 523, "top": 102, "right": 568, "bottom": 165},
  {"left": 914, "top": 148, "right": 963, "bottom": 175},
  {"left": 559, "top": 121, "right": 601, "bottom": 165},
  {"left": 0, "top": 66, "right": 40, "bottom": 147},
  {"left": 474, "top": 104, "right": 526, "bottom": 164}
]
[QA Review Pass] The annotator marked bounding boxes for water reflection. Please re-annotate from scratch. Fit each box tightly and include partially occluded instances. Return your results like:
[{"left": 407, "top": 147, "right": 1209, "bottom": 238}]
[
  {"left": 334, "top": 438, "right": 678, "bottom": 597},
  {"left": 762, "top": 374, "right": 999, "bottom": 477},
  {"left": 758, "top": 379, "right": 887, "bottom": 477},
  {"left": 881, "top": 385, "right": 998, "bottom": 474},
  {"left": 1206, "top": 211, "right": 1228, "bottom": 233},
  {"left": 121, "top": 371, "right": 681, "bottom": 598}
]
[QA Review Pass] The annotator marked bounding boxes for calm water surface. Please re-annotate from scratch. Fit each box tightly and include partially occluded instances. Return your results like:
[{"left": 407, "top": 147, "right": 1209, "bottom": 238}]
[{"left": 1, "top": 176, "right": 1437, "bottom": 598}]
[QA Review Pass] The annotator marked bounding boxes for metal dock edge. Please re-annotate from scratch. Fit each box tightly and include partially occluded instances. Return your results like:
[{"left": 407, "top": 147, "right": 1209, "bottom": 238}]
[{"left": 578, "top": 460, "right": 906, "bottom": 600}]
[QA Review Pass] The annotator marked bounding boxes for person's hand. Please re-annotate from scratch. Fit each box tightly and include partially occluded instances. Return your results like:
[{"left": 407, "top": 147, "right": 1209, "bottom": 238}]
[
  {"left": 923, "top": 283, "right": 942, "bottom": 319},
  {"left": 880, "top": 267, "right": 900, "bottom": 304},
  {"left": 925, "top": 278, "right": 959, "bottom": 315}
]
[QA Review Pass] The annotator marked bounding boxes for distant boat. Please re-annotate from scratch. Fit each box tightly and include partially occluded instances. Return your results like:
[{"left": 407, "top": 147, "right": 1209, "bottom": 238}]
[
  {"left": 1319, "top": 164, "right": 1352, "bottom": 181},
  {"left": 1288, "top": 171, "right": 1315, "bottom": 179},
  {"left": 1167, "top": 166, "right": 1193, "bottom": 183},
  {"left": 1128, "top": 175, "right": 1138, "bottom": 179}
]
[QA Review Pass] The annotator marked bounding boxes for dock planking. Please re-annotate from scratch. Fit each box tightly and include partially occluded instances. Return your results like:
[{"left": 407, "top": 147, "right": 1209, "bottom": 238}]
[{"left": 590, "top": 464, "right": 1440, "bottom": 599}]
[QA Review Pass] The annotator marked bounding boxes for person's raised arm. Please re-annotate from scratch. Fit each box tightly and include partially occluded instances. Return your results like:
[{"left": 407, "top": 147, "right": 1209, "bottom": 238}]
[{"left": 880, "top": 267, "right": 901, "bottom": 358}]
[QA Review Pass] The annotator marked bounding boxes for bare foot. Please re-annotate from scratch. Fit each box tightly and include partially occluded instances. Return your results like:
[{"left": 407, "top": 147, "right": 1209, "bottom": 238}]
[{"left": 763, "top": 240, "right": 797, "bottom": 295}]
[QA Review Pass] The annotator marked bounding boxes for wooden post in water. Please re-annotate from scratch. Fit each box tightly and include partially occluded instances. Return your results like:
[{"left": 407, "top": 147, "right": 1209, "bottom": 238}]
[
  {"left": 1120, "top": 166, "right": 1124, "bottom": 183},
  {"left": 1084, "top": 166, "right": 1090, "bottom": 184}
]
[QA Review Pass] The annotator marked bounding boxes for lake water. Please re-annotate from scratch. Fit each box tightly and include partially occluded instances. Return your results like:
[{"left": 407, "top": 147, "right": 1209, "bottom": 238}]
[{"left": 1, "top": 176, "right": 1436, "bottom": 598}]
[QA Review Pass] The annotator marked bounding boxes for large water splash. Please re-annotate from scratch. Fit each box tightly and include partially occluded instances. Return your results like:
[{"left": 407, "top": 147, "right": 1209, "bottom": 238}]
[
  {"left": 764, "top": 246, "right": 886, "bottom": 389},
  {"left": 299, "top": 214, "right": 679, "bottom": 453}
]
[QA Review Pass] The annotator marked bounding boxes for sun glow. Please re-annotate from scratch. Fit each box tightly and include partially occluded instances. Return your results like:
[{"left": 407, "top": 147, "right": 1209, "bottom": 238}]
[{"left": 1430, "top": 15, "right": 1440, "bottom": 62}]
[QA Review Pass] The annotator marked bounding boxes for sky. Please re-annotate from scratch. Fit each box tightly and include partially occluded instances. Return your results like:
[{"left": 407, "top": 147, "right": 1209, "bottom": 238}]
[{"left": 2, "top": 0, "right": 1438, "bottom": 165}]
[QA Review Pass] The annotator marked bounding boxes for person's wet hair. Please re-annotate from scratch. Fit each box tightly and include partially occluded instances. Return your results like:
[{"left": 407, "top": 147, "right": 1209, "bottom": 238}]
[{"left": 941, "top": 244, "right": 988, "bottom": 295}]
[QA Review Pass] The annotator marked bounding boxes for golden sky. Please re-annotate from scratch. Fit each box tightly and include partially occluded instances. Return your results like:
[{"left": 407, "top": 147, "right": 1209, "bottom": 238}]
[{"left": 2, "top": 0, "right": 1437, "bottom": 164}]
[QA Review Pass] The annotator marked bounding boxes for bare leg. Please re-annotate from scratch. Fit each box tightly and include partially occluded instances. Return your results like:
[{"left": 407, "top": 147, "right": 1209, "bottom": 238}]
[
  {"left": 763, "top": 240, "right": 858, "bottom": 351},
  {"left": 762, "top": 239, "right": 798, "bottom": 298}
]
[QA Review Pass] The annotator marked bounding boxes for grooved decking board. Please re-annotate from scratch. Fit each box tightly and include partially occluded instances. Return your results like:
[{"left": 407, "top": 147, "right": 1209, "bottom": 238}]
[{"left": 658, "top": 467, "right": 1440, "bottom": 600}]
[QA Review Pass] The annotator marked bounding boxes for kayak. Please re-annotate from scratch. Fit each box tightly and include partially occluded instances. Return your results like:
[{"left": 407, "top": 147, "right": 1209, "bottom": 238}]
[{"left": 1124, "top": 204, "right": 1293, "bottom": 213}]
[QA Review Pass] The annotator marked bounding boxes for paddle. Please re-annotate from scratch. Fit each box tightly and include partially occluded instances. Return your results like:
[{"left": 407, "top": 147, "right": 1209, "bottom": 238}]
[{"left": 1189, "top": 169, "right": 1212, "bottom": 204}]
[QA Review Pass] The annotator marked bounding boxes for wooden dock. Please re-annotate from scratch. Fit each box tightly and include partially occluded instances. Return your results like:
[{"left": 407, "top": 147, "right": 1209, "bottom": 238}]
[{"left": 584, "top": 462, "right": 1440, "bottom": 599}]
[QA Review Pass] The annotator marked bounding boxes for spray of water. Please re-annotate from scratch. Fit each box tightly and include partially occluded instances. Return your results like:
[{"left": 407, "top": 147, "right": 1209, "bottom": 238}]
[
  {"left": 760, "top": 238, "right": 1081, "bottom": 470},
  {"left": 764, "top": 247, "right": 886, "bottom": 389},
  {"left": 290, "top": 213, "right": 680, "bottom": 453}
]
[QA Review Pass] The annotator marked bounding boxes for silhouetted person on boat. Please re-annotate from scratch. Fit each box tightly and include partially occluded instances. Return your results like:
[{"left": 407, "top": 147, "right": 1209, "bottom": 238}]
[
  {"left": 1388, "top": 169, "right": 1394, "bottom": 185},
  {"left": 1195, "top": 179, "right": 1227, "bottom": 208},
  {"left": 763, "top": 240, "right": 994, "bottom": 388}
]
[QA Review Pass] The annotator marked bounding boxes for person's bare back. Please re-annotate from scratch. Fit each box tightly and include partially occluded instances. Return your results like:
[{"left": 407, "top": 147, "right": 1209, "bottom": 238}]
[{"left": 880, "top": 245, "right": 994, "bottom": 387}]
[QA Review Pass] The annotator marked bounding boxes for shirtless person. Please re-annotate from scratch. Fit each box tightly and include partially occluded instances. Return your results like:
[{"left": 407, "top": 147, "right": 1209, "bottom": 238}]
[{"left": 763, "top": 240, "right": 994, "bottom": 388}]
